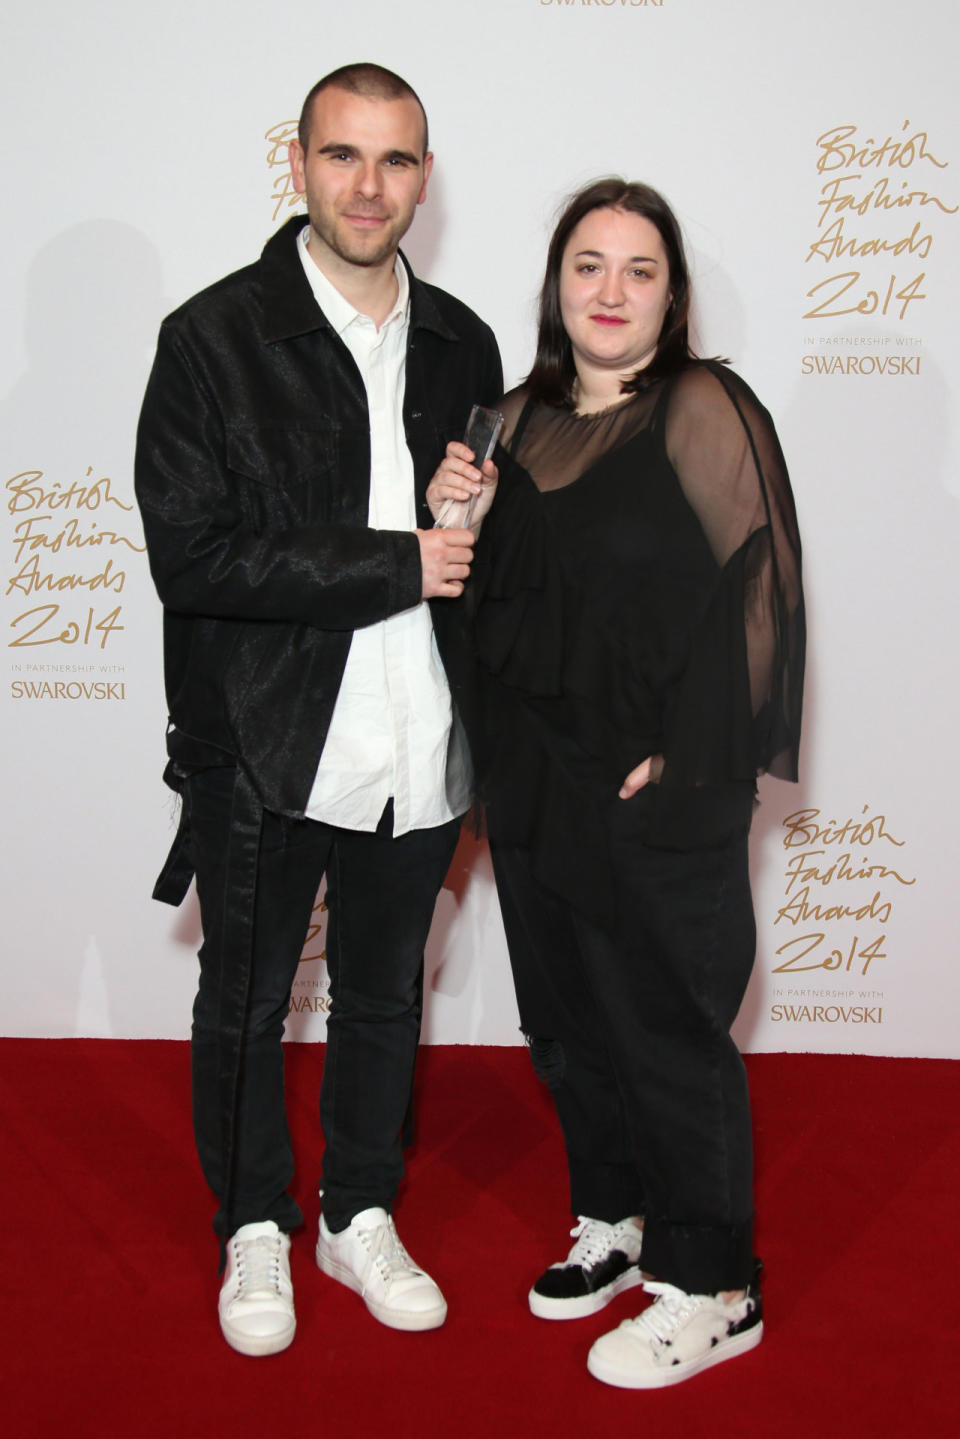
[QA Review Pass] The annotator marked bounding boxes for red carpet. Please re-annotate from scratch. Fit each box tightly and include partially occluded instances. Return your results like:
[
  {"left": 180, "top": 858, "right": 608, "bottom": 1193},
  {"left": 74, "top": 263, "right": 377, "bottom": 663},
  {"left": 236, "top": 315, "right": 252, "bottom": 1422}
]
[{"left": 2, "top": 1042, "right": 957, "bottom": 1437}]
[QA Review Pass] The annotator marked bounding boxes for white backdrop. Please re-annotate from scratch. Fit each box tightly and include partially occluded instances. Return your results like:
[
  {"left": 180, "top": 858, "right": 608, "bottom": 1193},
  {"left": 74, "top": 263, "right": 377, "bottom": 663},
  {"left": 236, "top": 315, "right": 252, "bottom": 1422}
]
[{"left": 2, "top": 1, "right": 958, "bottom": 1055}]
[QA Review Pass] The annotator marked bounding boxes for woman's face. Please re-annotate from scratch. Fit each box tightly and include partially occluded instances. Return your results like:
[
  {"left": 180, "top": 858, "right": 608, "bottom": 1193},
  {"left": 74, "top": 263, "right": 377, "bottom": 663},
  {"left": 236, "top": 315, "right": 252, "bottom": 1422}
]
[{"left": 558, "top": 207, "right": 673, "bottom": 383}]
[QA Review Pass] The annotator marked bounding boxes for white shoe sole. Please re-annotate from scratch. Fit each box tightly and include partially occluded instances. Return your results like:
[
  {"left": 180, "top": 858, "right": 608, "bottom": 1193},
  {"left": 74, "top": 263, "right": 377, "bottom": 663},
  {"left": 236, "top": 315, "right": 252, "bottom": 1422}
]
[
  {"left": 528, "top": 1264, "right": 646, "bottom": 1320},
  {"left": 219, "top": 1314, "right": 296, "bottom": 1357},
  {"left": 587, "top": 1318, "right": 763, "bottom": 1388},
  {"left": 316, "top": 1242, "right": 447, "bottom": 1332}
]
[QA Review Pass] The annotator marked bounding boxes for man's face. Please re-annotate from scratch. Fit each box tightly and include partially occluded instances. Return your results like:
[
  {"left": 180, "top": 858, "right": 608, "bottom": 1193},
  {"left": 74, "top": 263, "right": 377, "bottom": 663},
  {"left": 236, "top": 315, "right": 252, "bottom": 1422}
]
[{"left": 289, "top": 88, "right": 432, "bottom": 272}]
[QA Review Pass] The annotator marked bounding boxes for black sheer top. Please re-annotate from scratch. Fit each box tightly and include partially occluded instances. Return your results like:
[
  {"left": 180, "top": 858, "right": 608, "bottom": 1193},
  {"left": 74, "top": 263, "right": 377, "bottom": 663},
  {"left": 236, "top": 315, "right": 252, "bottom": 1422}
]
[{"left": 476, "top": 360, "right": 805, "bottom": 926}]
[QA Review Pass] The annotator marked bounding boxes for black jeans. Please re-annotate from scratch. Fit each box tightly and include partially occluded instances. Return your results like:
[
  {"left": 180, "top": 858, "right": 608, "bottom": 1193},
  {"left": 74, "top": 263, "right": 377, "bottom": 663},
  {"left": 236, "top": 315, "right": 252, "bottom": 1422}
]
[
  {"left": 186, "top": 766, "right": 461, "bottom": 1239},
  {"left": 491, "top": 835, "right": 757, "bottom": 1294}
]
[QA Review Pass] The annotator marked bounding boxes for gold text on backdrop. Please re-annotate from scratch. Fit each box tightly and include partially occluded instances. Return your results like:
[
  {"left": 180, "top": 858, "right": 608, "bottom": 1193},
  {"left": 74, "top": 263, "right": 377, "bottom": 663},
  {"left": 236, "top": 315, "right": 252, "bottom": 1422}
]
[
  {"left": 766, "top": 805, "right": 916, "bottom": 1027},
  {"left": 5, "top": 467, "right": 144, "bottom": 669},
  {"left": 803, "top": 119, "right": 957, "bottom": 335}
]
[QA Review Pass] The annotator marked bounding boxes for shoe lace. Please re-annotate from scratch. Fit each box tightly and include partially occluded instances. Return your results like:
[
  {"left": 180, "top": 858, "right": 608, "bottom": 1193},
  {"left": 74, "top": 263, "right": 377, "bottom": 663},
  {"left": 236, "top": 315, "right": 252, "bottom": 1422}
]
[
  {"left": 360, "top": 1216, "right": 422, "bottom": 1283},
  {"left": 630, "top": 1281, "right": 704, "bottom": 1345},
  {"left": 566, "top": 1216, "right": 617, "bottom": 1268},
  {"left": 235, "top": 1233, "right": 283, "bottom": 1295}
]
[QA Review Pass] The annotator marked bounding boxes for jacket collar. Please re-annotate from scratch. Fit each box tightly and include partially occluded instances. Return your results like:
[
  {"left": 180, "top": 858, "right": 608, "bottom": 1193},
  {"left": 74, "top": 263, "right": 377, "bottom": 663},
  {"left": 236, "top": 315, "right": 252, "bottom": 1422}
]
[{"left": 260, "top": 215, "right": 458, "bottom": 345}]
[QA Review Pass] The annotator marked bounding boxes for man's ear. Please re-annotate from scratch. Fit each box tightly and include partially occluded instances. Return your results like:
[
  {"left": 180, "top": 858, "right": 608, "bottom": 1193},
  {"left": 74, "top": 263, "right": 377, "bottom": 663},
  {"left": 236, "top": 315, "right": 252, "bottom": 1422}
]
[
  {"left": 288, "top": 139, "right": 306, "bottom": 196},
  {"left": 417, "top": 150, "right": 434, "bottom": 206}
]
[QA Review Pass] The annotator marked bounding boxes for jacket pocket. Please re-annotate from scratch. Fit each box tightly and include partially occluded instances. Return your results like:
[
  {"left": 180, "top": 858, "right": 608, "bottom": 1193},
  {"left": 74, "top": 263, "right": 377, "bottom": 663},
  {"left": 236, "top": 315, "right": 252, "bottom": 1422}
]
[{"left": 225, "top": 423, "right": 340, "bottom": 522}]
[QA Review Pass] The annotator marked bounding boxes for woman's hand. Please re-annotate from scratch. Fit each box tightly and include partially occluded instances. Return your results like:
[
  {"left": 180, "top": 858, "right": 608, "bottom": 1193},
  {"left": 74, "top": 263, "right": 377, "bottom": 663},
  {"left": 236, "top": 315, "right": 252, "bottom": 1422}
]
[
  {"left": 426, "top": 441, "right": 499, "bottom": 530},
  {"left": 618, "top": 754, "right": 664, "bottom": 799}
]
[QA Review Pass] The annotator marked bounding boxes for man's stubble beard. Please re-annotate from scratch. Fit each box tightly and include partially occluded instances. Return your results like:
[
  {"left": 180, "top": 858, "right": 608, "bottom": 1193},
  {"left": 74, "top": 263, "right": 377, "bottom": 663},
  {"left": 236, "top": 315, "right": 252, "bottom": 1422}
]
[{"left": 309, "top": 205, "right": 411, "bottom": 271}]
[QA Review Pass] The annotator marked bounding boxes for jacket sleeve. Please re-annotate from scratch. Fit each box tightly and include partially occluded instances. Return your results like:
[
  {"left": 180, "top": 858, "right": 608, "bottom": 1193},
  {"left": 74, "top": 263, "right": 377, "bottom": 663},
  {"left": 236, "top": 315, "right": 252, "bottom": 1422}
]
[{"left": 134, "top": 323, "right": 423, "bottom": 631}]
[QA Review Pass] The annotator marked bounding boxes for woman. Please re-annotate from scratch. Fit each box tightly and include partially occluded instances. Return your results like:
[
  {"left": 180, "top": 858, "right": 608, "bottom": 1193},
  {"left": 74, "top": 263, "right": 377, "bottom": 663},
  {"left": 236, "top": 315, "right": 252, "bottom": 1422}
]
[{"left": 428, "top": 179, "right": 804, "bottom": 1389}]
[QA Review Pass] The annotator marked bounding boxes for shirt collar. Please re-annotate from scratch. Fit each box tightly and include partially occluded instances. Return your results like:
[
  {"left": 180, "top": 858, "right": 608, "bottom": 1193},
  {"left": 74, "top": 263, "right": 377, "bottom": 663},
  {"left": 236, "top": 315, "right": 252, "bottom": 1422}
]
[{"left": 296, "top": 224, "right": 409, "bottom": 335}]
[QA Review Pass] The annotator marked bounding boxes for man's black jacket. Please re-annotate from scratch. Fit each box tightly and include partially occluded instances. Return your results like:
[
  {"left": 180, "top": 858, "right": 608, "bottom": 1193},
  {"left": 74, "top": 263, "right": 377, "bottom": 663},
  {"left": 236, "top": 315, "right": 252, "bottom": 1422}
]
[{"left": 135, "top": 215, "right": 502, "bottom": 819}]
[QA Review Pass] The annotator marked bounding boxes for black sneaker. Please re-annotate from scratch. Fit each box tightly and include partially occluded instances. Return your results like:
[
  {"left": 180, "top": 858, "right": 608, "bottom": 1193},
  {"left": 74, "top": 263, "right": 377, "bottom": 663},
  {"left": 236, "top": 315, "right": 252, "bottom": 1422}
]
[{"left": 529, "top": 1216, "right": 645, "bottom": 1319}]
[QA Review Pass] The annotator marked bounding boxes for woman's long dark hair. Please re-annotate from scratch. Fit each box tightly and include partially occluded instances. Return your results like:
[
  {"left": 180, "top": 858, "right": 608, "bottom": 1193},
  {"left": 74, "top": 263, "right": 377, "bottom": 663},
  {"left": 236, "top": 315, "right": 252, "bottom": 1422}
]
[{"left": 526, "top": 178, "right": 694, "bottom": 409}]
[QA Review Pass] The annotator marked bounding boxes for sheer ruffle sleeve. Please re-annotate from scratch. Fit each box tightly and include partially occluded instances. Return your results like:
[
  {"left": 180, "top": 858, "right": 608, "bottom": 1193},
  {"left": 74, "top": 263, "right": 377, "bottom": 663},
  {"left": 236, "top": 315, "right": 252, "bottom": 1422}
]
[{"left": 658, "top": 362, "right": 804, "bottom": 786}]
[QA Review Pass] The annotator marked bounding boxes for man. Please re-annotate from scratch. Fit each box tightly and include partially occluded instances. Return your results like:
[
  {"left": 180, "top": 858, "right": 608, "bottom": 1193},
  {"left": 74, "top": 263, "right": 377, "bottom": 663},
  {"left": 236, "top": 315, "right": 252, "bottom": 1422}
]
[{"left": 135, "top": 63, "right": 501, "bottom": 1357}]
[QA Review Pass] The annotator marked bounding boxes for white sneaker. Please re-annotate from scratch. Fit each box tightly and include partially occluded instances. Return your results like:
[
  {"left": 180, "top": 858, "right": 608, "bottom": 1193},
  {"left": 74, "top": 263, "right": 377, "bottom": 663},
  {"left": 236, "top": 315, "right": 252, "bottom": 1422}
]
[
  {"left": 316, "top": 1207, "right": 447, "bottom": 1332},
  {"left": 529, "top": 1216, "right": 645, "bottom": 1319},
  {"left": 587, "top": 1274, "right": 763, "bottom": 1388},
  {"left": 218, "top": 1221, "right": 296, "bottom": 1357}
]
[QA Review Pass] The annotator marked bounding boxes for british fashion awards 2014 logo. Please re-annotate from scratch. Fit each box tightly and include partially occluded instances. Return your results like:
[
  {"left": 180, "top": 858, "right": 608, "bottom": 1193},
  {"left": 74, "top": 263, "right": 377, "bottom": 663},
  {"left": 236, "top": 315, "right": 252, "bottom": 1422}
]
[
  {"left": 767, "top": 804, "right": 916, "bottom": 1026},
  {"left": 801, "top": 119, "right": 958, "bottom": 375},
  {"left": 6, "top": 465, "right": 144, "bottom": 700}
]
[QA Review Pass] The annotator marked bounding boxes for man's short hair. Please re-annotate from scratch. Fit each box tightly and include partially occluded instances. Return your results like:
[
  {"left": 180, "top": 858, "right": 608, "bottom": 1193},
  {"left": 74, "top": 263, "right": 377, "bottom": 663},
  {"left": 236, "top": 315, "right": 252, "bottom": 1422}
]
[{"left": 298, "top": 63, "right": 429, "bottom": 156}]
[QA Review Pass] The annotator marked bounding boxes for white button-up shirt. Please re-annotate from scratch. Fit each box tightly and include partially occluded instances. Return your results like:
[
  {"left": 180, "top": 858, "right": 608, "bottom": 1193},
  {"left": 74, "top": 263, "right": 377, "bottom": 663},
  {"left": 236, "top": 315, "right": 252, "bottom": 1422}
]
[{"left": 297, "top": 227, "right": 466, "bottom": 835}]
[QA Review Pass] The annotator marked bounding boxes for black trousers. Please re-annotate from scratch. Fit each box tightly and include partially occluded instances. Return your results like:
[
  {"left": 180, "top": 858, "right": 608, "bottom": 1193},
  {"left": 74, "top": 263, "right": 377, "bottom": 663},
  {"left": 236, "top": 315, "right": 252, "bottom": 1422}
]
[
  {"left": 491, "top": 834, "right": 757, "bottom": 1294},
  {"left": 186, "top": 766, "right": 461, "bottom": 1239}
]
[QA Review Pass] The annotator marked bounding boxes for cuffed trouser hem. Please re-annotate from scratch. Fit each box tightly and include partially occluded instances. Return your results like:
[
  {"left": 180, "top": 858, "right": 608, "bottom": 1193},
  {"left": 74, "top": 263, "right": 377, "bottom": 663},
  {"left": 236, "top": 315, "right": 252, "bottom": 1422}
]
[{"left": 641, "top": 1217, "right": 755, "bottom": 1294}]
